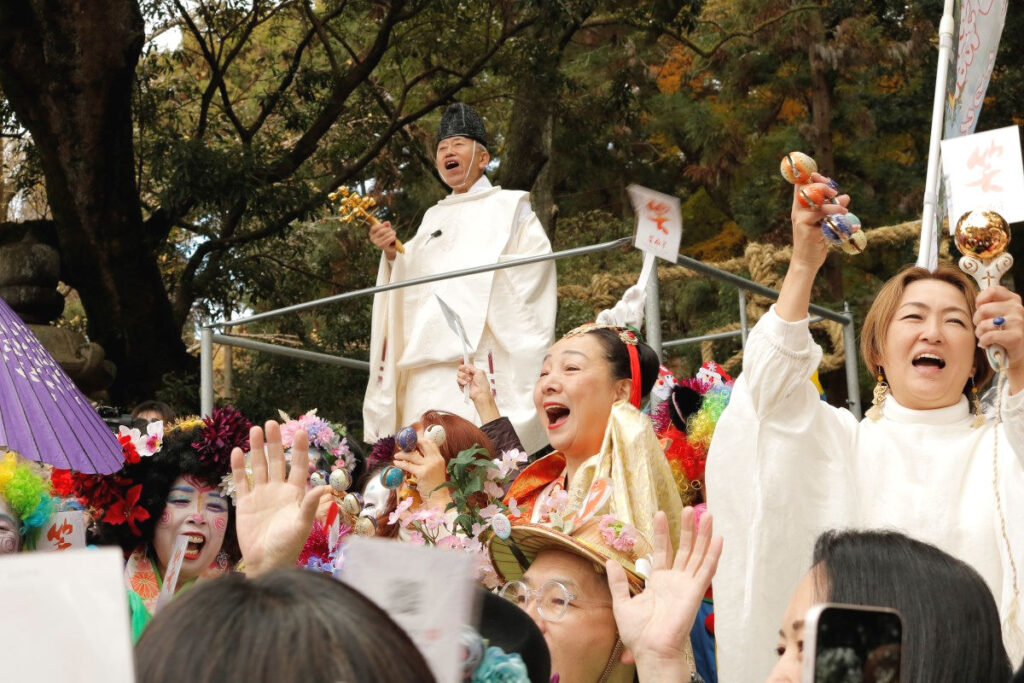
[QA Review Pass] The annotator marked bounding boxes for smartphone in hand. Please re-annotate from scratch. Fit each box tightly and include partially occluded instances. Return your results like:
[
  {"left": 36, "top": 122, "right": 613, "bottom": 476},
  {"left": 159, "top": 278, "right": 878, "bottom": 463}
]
[{"left": 802, "top": 603, "right": 902, "bottom": 683}]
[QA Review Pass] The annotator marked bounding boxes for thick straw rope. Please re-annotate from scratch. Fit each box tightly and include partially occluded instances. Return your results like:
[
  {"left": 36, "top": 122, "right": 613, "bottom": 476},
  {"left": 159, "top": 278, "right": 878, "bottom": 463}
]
[{"left": 558, "top": 220, "right": 934, "bottom": 374}]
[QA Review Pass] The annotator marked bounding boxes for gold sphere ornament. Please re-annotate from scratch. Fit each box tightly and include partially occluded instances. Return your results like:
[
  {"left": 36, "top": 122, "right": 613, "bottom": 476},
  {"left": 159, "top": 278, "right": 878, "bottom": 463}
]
[{"left": 954, "top": 209, "right": 1010, "bottom": 260}]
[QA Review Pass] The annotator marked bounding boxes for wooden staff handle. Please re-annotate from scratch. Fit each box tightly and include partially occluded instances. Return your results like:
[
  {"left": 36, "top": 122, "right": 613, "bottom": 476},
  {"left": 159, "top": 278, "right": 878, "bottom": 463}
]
[{"left": 367, "top": 215, "right": 405, "bottom": 254}]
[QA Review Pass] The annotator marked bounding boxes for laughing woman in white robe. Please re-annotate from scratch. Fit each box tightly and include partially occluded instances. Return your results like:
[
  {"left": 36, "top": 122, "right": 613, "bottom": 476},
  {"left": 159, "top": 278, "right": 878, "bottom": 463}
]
[{"left": 705, "top": 172, "right": 1024, "bottom": 681}]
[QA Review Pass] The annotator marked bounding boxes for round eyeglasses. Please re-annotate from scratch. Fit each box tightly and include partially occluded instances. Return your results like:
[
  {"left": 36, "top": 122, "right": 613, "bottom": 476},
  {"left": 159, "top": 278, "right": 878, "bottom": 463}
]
[{"left": 499, "top": 579, "right": 611, "bottom": 622}]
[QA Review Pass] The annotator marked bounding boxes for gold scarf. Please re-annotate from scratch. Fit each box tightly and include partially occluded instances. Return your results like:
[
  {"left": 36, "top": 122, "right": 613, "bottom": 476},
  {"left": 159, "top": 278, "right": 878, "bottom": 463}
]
[{"left": 565, "top": 401, "right": 683, "bottom": 548}]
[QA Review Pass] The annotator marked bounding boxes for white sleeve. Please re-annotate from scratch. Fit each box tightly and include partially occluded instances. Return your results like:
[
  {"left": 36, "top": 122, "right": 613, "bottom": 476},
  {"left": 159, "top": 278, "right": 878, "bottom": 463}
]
[
  {"left": 495, "top": 197, "right": 556, "bottom": 333},
  {"left": 999, "top": 383, "right": 1024, "bottom": 470}
]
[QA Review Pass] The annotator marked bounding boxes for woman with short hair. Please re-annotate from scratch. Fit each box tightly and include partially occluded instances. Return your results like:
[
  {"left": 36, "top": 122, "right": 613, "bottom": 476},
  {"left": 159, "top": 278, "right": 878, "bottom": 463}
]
[{"left": 706, "top": 172, "right": 1024, "bottom": 679}]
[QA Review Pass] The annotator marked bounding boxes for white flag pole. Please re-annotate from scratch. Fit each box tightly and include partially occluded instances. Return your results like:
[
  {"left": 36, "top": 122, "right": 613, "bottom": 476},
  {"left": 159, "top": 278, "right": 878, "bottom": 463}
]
[{"left": 917, "top": 0, "right": 956, "bottom": 271}]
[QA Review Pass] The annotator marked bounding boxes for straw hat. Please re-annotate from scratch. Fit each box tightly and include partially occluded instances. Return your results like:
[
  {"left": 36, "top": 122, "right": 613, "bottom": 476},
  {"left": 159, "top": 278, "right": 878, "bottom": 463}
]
[{"left": 489, "top": 516, "right": 653, "bottom": 595}]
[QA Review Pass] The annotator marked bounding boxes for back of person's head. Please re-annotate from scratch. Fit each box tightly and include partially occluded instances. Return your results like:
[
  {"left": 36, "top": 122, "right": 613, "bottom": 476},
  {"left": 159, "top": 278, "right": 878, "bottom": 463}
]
[
  {"left": 135, "top": 569, "right": 436, "bottom": 683},
  {"left": 476, "top": 588, "right": 550, "bottom": 682},
  {"left": 813, "top": 529, "right": 1011, "bottom": 683}
]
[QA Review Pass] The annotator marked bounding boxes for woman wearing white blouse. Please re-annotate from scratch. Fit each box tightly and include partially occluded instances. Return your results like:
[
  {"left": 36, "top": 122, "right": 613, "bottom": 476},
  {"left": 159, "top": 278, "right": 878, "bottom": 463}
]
[{"left": 706, "top": 172, "right": 1024, "bottom": 681}]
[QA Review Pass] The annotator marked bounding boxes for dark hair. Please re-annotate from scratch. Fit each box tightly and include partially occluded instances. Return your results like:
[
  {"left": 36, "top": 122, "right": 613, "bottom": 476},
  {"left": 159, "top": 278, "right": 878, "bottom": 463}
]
[
  {"left": 812, "top": 529, "right": 1011, "bottom": 683},
  {"left": 131, "top": 401, "right": 176, "bottom": 422},
  {"left": 93, "top": 420, "right": 241, "bottom": 562},
  {"left": 136, "top": 569, "right": 435, "bottom": 683},
  {"left": 585, "top": 328, "right": 660, "bottom": 400}
]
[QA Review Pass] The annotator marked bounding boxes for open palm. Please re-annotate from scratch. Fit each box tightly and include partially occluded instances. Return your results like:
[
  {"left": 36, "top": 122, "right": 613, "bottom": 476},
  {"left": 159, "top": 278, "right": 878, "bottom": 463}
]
[
  {"left": 608, "top": 508, "right": 722, "bottom": 671},
  {"left": 231, "top": 421, "right": 328, "bottom": 577}
]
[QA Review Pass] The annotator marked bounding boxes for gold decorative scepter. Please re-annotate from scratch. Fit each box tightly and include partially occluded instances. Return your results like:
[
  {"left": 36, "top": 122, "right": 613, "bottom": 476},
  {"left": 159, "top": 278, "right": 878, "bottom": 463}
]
[
  {"left": 955, "top": 209, "right": 1013, "bottom": 370},
  {"left": 329, "top": 186, "right": 405, "bottom": 254}
]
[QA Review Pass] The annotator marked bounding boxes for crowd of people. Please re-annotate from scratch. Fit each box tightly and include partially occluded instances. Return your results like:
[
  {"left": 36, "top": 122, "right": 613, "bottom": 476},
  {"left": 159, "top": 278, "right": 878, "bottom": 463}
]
[{"left": 1, "top": 102, "right": 1023, "bottom": 683}]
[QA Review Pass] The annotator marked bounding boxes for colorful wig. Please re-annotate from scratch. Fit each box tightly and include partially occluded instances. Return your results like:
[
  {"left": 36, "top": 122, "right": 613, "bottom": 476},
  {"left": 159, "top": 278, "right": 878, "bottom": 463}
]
[{"left": 0, "top": 450, "right": 55, "bottom": 549}]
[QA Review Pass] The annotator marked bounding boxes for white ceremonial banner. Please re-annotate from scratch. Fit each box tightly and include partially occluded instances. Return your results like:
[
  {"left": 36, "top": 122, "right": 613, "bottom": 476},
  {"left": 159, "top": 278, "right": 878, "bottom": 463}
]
[
  {"left": 942, "top": 125, "right": 1024, "bottom": 228},
  {"left": 339, "top": 537, "right": 476, "bottom": 683},
  {"left": 37, "top": 509, "right": 87, "bottom": 551},
  {"left": 627, "top": 184, "right": 683, "bottom": 263},
  {"left": 0, "top": 548, "right": 134, "bottom": 682},
  {"left": 944, "top": 0, "right": 1009, "bottom": 139}
]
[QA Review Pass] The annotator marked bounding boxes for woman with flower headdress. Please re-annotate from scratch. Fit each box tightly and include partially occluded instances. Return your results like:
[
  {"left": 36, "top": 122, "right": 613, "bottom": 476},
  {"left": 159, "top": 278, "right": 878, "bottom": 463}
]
[
  {"left": 51, "top": 407, "right": 252, "bottom": 641},
  {"left": 492, "top": 324, "right": 683, "bottom": 546},
  {"left": 0, "top": 449, "right": 55, "bottom": 554}
]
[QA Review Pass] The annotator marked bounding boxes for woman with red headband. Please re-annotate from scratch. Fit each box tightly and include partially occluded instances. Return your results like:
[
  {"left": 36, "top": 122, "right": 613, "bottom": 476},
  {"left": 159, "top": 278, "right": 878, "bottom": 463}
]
[{"left": 500, "top": 324, "right": 683, "bottom": 544}]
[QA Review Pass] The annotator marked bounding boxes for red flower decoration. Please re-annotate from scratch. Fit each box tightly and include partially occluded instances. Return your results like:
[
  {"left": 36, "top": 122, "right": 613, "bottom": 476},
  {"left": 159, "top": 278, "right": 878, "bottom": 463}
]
[
  {"left": 50, "top": 468, "right": 78, "bottom": 497},
  {"left": 192, "top": 406, "right": 252, "bottom": 470},
  {"left": 118, "top": 433, "right": 141, "bottom": 465},
  {"left": 103, "top": 484, "right": 150, "bottom": 536}
]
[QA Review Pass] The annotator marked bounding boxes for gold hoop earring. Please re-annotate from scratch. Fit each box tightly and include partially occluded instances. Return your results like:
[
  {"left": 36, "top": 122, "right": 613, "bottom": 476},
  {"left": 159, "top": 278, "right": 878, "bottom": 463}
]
[
  {"left": 866, "top": 367, "right": 888, "bottom": 422},
  {"left": 970, "top": 377, "right": 985, "bottom": 428}
]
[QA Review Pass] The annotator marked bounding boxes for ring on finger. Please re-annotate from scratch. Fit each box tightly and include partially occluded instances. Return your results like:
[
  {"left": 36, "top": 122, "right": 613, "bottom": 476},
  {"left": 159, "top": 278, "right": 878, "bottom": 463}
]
[{"left": 994, "top": 316, "right": 1006, "bottom": 328}]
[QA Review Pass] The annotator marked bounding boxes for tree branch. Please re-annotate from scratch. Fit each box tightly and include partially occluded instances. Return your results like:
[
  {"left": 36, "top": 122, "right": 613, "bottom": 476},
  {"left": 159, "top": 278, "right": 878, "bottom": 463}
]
[{"left": 581, "top": 5, "right": 820, "bottom": 60}]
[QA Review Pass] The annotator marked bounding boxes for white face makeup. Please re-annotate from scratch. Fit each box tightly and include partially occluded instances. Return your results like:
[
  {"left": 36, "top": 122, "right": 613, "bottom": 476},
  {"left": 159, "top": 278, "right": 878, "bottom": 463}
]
[
  {"left": 360, "top": 474, "right": 390, "bottom": 520},
  {"left": 0, "top": 496, "right": 21, "bottom": 555},
  {"left": 153, "top": 474, "right": 229, "bottom": 583}
]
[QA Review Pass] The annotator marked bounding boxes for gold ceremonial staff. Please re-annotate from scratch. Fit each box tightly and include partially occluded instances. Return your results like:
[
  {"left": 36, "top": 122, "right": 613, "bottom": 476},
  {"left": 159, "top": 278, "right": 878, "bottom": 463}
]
[{"left": 329, "top": 186, "right": 406, "bottom": 254}]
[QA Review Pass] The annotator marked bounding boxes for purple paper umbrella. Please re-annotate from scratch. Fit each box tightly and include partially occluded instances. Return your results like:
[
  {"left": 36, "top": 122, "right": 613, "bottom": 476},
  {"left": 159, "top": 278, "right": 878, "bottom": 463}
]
[{"left": 0, "top": 296, "right": 123, "bottom": 473}]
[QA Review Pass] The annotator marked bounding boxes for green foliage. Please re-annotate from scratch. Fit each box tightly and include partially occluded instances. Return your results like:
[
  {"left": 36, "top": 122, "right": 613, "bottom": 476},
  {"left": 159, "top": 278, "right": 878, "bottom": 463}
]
[{"left": 4, "top": 0, "right": 1023, "bottom": 419}]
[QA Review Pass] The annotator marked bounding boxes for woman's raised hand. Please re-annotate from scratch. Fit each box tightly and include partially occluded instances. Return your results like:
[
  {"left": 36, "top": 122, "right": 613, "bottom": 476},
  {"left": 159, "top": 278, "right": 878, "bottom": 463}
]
[
  {"left": 777, "top": 172, "right": 851, "bottom": 322},
  {"left": 392, "top": 431, "right": 452, "bottom": 510},
  {"left": 790, "top": 172, "right": 850, "bottom": 272},
  {"left": 230, "top": 421, "right": 329, "bottom": 577},
  {"left": 975, "top": 285, "right": 1024, "bottom": 393},
  {"left": 368, "top": 220, "right": 398, "bottom": 261},
  {"left": 457, "top": 363, "right": 500, "bottom": 423}
]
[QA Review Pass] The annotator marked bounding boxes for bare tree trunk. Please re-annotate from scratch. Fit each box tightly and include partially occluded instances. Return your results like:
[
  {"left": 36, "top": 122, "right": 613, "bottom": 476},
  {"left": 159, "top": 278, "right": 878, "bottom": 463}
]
[
  {"left": 0, "top": 0, "right": 195, "bottom": 404},
  {"left": 806, "top": 9, "right": 848, "bottom": 405}
]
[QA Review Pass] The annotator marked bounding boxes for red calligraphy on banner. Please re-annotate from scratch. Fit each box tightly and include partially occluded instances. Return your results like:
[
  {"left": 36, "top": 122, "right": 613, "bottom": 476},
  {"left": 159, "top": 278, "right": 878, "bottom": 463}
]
[
  {"left": 46, "top": 519, "right": 74, "bottom": 550},
  {"left": 644, "top": 200, "right": 671, "bottom": 234},
  {"left": 966, "top": 140, "right": 1004, "bottom": 192}
]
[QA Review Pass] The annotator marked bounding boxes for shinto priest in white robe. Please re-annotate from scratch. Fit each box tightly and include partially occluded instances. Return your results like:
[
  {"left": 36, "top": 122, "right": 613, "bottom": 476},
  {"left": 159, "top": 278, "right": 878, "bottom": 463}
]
[
  {"left": 706, "top": 305, "right": 1024, "bottom": 682},
  {"left": 363, "top": 176, "right": 556, "bottom": 453}
]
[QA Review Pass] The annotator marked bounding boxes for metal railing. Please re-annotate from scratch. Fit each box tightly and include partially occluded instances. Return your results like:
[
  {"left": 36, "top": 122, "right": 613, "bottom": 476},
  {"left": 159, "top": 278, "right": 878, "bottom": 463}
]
[{"left": 200, "top": 238, "right": 862, "bottom": 418}]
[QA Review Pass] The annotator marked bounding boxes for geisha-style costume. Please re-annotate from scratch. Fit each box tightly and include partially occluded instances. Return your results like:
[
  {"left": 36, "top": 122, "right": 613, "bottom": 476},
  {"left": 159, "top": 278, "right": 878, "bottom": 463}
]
[
  {"left": 51, "top": 408, "right": 251, "bottom": 641},
  {"left": 504, "top": 325, "right": 682, "bottom": 545},
  {"left": 363, "top": 104, "right": 557, "bottom": 455}
]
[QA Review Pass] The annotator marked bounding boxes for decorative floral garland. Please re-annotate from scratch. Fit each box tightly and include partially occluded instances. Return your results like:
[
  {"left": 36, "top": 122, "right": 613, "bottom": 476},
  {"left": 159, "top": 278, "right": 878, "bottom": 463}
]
[
  {"left": 50, "top": 423, "right": 164, "bottom": 531},
  {"left": 278, "top": 408, "right": 355, "bottom": 473},
  {"left": 387, "top": 447, "right": 527, "bottom": 586}
]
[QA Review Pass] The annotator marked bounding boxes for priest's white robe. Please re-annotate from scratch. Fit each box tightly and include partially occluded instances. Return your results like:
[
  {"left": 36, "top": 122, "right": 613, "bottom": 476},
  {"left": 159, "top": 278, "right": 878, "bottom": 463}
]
[
  {"left": 362, "top": 177, "right": 556, "bottom": 453},
  {"left": 706, "top": 306, "right": 1024, "bottom": 682}
]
